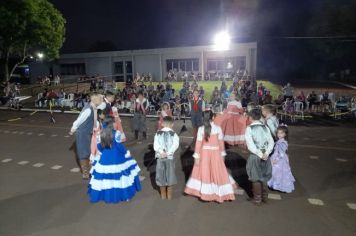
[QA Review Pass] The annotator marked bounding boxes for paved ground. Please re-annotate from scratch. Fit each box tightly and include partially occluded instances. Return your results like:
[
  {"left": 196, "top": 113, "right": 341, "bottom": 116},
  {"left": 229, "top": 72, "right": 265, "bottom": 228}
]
[{"left": 0, "top": 110, "right": 356, "bottom": 236}]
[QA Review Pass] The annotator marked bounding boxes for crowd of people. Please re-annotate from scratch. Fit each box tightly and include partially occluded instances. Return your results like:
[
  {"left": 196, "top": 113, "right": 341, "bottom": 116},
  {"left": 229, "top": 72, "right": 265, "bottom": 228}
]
[
  {"left": 69, "top": 82, "right": 296, "bottom": 205},
  {"left": 165, "top": 69, "right": 251, "bottom": 82},
  {"left": 0, "top": 81, "right": 21, "bottom": 106}
]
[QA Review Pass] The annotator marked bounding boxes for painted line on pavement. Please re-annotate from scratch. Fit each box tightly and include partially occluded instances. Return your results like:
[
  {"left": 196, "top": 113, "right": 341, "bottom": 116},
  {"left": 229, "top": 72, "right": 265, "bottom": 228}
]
[
  {"left": 308, "top": 198, "right": 324, "bottom": 206},
  {"left": 51, "top": 165, "right": 62, "bottom": 170},
  {"left": 33, "top": 163, "right": 45, "bottom": 168},
  {"left": 335, "top": 158, "right": 348, "bottom": 162},
  {"left": 18, "top": 161, "right": 30, "bottom": 165},
  {"left": 268, "top": 193, "right": 282, "bottom": 200},
  {"left": 309, "top": 155, "right": 319, "bottom": 160},
  {"left": 235, "top": 189, "right": 245, "bottom": 195},
  {"left": 1, "top": 158, "right": 13, "bottom": 163},
  {"left": 347, "top": 203, "right": 356, "bottom": 210},
  {"left": 70, "top": 167, "right": 80, "bottom": 173},
  {"left": 38, "top": 133, "right": 45, "bottom": 136}
]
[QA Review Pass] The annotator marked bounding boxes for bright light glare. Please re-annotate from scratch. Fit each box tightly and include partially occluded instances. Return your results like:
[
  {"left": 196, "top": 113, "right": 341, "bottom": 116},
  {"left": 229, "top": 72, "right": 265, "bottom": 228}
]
[
  {"left": 213, "top": 31, "right": 231, "bottom": 51},
  {"left": 227, "top": 62, "right": 233, "bottom": 69},
  {"left": 37, "top": 52, "right": 44, "bottom": 59}
]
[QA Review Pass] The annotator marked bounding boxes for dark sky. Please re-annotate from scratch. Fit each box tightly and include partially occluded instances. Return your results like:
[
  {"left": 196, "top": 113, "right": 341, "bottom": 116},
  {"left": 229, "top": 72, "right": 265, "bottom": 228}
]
[{"left": 50, "top": 0, "right": 319, "bottom": 53}]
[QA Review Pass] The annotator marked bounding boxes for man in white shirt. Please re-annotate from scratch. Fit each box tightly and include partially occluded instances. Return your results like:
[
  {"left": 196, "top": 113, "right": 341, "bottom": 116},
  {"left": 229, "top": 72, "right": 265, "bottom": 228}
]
[
  {"left": 70, "top": 93, "right": 102, "bottom": 179},
  {"left": 245, "top": 108, "right": 275, "bottom": 205}
]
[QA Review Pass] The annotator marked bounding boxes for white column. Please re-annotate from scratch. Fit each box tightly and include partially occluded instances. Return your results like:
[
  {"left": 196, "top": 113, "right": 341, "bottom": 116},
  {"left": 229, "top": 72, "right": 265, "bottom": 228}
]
[
  {"left": 201, "top": 50, "right": 204, "bottom": 74},
  {"left": 159, "top": 53, "right": 163, "bottom": 81}
]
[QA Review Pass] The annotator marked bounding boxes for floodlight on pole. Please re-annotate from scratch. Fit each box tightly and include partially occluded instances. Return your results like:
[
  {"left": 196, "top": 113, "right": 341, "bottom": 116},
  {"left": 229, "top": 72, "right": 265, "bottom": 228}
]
[
  {"left": 213, "top": 31, "right": 231, "bottom": 51},
  {"left": 37, "top": 52, "right": 44, "bottom": 59}
]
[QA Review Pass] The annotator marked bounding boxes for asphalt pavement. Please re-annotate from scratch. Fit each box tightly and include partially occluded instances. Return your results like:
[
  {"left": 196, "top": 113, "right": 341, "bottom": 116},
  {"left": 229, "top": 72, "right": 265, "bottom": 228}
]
[{"left": 0, "top": 110, "right": 355, "bottom": 236}]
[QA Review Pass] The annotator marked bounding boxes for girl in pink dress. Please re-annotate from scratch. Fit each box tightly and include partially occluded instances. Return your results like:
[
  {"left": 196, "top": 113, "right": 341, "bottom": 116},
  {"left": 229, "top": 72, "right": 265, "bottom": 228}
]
[
  {"left": 184, "top": 110, "right": 236, "bottom": 203},
  {"left": 214, "top": 93, "right": 248, "bottom": 146},
  {"left": 158, "top": 102, "right": 173, "bottom": 130}
]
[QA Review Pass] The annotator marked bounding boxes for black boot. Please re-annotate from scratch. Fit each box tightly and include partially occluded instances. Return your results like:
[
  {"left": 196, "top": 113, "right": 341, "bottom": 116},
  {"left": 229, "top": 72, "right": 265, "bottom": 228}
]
[
  {"left": 252, "top": 182, "right": 262, "bottom": 205},
  {"left": 134, "top": 130, "right": 139, "bottom": 140},
  {"left": 261, "top": 182, "right": 268, "bottom": 203},
  {"left": 143, "top": 132, "right": 147, "bottom": 139}
]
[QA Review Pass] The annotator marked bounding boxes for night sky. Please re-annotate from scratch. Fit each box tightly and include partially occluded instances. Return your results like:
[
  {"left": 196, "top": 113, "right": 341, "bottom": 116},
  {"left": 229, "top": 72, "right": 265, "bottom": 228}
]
[
  {"left": 50, "top": 0, "right": 315, "bottom": 53},
  {"left": 50, "top": 0, "right": 352, "bottom": 81}
]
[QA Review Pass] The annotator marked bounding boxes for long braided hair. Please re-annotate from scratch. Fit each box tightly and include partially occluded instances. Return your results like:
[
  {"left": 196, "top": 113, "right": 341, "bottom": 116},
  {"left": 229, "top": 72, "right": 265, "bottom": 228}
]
[{"left": 203, "top": 110, "right": 214, "bottom": 141}]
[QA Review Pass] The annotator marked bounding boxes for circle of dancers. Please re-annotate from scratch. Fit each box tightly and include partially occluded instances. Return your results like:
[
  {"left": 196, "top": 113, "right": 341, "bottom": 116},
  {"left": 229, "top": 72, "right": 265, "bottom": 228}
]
[{"left": 70, "top": 90, "right": 295, "bottom": 204}]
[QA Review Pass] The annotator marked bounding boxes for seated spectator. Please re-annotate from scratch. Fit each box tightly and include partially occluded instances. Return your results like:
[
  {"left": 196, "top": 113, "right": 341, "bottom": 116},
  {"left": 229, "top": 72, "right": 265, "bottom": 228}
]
[
  {"left": 283, "top": 83, "right": 294, "bottom": 100},
  {"left": 250, "top": 91, "right": 259, "bottom": 105},
  {"left": 157, "top": 82, "right": 164, "bottom": 91},
  {"left": 57, "top": 89, "right": 65, "bottom": 107},
  {"left": 263, "top": 90, "right": 273, "bottom": 104},
  {"left": 90, "top": 79, "right": 97, "bottom": 91},
  {"left": 220, "top": 81, "right": 227, "bottom": 94},
  {"left": 147, "top": 82, "right": 154, "bottom": 92},
  {"left": 307, "top": 91, "right": 318, "bottom": 110},
  {"left": 199, "top": 86, "right": 205, "bottom": 99}
]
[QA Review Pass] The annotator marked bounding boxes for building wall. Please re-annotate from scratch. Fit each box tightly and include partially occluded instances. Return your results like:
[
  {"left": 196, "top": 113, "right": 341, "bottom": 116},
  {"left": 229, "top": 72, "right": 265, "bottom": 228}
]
[
  {"left": 29, "top": 42, "right": 257, "bottom": 82},
  {"left": 84, "top": 57, "right": 112, "bottom": 77},
  {"left": 134, "top": 54, "right": 161, "bottom": 80}
]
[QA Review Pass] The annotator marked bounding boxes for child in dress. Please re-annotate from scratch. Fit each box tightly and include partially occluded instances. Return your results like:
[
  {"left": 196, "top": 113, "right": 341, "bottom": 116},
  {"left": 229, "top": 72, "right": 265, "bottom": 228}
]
[
  {"left": 184, "top": 110, "right": 236, "bottom": 203},
  {"left": 88, "top": 120, "right": 142, "bottom": 203},
  {"left": 268, "top": 125, "right": 295, "bottom": 193},
  {"left": 158, "top": 102, "right": 173, "bottom": 131},
  {"left": 89, "top": 109, "right": 105, "bottom": 164},
  {"left": 262, "top": 104, "right": 279, "bottom": 140},
  {"left": 214, "top": 93, "right": 247, "bottom": 146},
  {"left": 154, "top": 116, "right": 180, "bottom": 200}
]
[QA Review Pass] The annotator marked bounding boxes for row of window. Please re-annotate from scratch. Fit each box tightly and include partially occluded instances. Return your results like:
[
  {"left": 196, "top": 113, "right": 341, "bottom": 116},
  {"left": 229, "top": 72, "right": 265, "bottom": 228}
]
[
  {"left": 60, "top": 63, "right": 86, "bottom": 75},
  {"left": 166, "top": 59, "right": 200, "bottom": 72},
  {"left": 207, "top": 57, "right": 246, "bottom": 71},
  {"left": 59, "top": 57, "right": 247, "bottom": 76}
]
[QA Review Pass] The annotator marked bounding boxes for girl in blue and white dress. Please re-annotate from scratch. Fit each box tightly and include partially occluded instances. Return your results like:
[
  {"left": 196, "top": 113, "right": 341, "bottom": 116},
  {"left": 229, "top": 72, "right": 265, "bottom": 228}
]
[{"left": 88, "top": 120, "right": 141, "bottom": 203}]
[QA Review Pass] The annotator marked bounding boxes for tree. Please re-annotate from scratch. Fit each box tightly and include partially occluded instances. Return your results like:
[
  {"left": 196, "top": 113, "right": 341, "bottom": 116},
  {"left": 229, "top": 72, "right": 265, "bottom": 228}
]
[{"left": 0, "top": 0, "right": 66, "bottom": 81}]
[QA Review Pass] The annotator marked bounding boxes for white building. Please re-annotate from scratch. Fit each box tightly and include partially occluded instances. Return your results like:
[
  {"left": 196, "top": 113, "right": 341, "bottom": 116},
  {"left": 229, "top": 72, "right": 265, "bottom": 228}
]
[{"left": 30, "top": 42, "right": 257, "bottom": 82}]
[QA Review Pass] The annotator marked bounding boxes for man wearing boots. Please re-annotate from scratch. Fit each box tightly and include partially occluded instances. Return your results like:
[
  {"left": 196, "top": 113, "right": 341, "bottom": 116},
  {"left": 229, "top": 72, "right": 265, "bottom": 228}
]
[
  {"left": 245, "top": 108, "right": 275, "bottom": 205},
  {"left": 133, "top": 92, "right": 149, "bottom": 140},
  {"left": 153, "top": 116, "right": 179, "bottom": 200},
  {"left": 70, "top": 92, "right": 102, "bottom": 179}
]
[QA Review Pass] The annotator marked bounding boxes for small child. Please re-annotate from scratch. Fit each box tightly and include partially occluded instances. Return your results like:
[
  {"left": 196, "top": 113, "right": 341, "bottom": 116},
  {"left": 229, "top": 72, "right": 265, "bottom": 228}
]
[
  {"left": 158, "top": 102, "right": 173, "bottom": 131},
  {"left": 154, "top": 116, "right": 180, "bottom": 200},
  {"left": 268, "top": 125, "right": 295, "bottom": 193},
  {"left": 89, "top": 109, "right": 105, "bottom": 163},
  {"left": 184, "top": 110, "right": 236, "bottom": 203},
  {"left": 88, "top": 119, "right": 142, "bottom": 203},
  {"left": 262, "top": 104, "right": 279, "bottom": 140}
]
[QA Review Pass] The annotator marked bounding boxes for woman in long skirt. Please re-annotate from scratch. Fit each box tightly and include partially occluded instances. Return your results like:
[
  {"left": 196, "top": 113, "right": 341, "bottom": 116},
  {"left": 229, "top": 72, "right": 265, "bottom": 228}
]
[{"left": 185, "top": 110, "right": 236, "bottom": 203}]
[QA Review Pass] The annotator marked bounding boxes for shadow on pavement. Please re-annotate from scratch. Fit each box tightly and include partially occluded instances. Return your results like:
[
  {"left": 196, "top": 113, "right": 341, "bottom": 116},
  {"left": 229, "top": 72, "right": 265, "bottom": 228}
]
[
  {"left": 225, "top": 150, "right": 253, "bottom": 198},
  {"left": 180, "top": 147, "right": 194, "bottom": 183},
  {"left": 143, "top": 144, "right": 159, "bottom": 192},
  {"left": 69, "top": 141, "right": 80, "bottom": 168}
]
